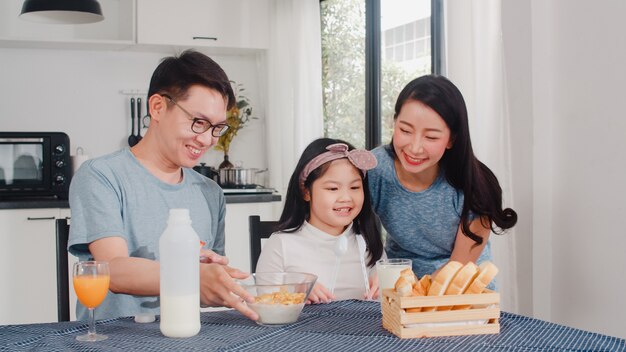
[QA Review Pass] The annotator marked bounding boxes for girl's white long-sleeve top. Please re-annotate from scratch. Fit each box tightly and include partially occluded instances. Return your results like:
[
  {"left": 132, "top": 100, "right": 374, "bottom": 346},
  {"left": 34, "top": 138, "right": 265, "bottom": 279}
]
[{"left": 255, "top": 221, "right": 374, "bottom": 300}]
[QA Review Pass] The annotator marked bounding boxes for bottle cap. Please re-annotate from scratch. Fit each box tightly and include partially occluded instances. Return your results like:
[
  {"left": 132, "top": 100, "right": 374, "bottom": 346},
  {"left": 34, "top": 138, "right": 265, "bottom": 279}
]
[{"left": 134, "top": 313, "right": 156, "bottom": 323}]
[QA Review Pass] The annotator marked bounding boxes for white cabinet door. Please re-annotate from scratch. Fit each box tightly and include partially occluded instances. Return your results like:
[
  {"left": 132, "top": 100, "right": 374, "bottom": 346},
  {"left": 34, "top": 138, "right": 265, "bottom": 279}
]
[
  {"left": 0, "top": 209, "right": 67, "bottom": 324},
  {"left": 137, "top": 0, "right": 269, "bottom": 50},
  {"left": 0, "top": 0, "right": 134, "bottom": 49},
  {"left": 224, "top": 202, "right": 281, "bottom": 273}
]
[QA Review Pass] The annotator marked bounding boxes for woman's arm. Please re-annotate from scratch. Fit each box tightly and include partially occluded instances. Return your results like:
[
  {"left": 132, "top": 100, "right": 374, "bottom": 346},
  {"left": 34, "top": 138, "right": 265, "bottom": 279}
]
[
  {"left": 431, "top": 217, "right": 491, "bottom": 278},
  {"left": 450, "top": 216, "right": 491, "bottom": 264}
]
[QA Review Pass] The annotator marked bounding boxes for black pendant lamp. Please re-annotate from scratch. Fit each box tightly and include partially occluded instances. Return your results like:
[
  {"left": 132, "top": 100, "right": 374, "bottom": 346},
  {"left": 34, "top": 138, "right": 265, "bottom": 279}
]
[{"left": 20, "top": 0, "right": 104, "bottom": 24}]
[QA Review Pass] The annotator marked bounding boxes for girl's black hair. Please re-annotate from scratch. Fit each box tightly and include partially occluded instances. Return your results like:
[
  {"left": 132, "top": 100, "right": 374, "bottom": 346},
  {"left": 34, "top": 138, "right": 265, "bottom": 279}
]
[
  {"left": 277, "top": 137, "right": 383, "bottom": 267},
  {"left": 392, "top": 75, "right": 517, "bottom": 244}
]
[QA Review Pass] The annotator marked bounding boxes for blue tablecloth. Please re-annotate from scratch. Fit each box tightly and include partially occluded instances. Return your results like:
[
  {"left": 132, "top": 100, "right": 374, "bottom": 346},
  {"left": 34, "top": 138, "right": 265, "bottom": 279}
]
[{"left": 1, "top": 300, "right": 624, "bottom": 351}]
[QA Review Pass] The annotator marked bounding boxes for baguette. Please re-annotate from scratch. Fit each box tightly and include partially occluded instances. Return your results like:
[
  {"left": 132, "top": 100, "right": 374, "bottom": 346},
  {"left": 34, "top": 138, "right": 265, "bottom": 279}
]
[
  {"left": 422, "top": 261, "right": 463, "bottom": 312},
  {"left": 453, "top": 261, "right": 499, "bottom": 310},
  {"left": 438, "top": 262, "right": 479, "bottom": 310}
]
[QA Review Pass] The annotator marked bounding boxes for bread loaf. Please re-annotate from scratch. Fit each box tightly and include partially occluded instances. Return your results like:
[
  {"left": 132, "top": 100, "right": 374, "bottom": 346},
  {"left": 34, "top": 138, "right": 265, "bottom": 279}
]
[
  {"left": 422, "top": 261, "right": 463, "bottom": 312},
  {"left": 391, "top": 261, "right": 498, "bottom": 313},
  {"left": 438, "top": 261, "right": 479, "bottom": 310},
  {"left": 453, "top": 261, "right": 498, "bottom": 310}
]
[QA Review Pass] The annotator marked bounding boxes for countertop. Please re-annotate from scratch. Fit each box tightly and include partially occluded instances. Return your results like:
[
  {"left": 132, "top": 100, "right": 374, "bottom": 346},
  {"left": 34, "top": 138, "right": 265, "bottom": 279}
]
[{"left": 0, "top": 192, "right": 281, "bottom": 210}]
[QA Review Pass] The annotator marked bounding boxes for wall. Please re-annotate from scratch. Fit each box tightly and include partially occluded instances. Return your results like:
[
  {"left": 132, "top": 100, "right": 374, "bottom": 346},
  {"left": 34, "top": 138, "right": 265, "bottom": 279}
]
[
  {"left": 0, "top": 47, "right": 268, "bottom": 175},
  {"left": 521, "top": 0, "right": 626, "bottom": 338},
  {"left": 501, "top": 0, "right": 534, "bottom": 318}
]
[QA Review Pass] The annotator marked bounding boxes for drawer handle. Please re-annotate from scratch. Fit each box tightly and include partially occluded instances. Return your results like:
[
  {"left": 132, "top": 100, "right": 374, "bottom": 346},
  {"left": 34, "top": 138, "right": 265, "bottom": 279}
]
[
  {"left": 192, "top": 36, "right": 217, "bottom": 41},
  {"left": 27, "top": 216, "right": 56, "bottom": 220}
]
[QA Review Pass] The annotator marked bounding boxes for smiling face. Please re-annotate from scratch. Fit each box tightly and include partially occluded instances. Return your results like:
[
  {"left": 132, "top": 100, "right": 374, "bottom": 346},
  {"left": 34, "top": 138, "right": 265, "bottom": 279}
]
[
  {"left": 304, "top": 159, "right": 364, "bottom": 236},
  {"left": 392, "top": 99, "right": 453, "bottom": 187},
  {"left": 152, "top": 85, "right": 228, "bottom": 169}
]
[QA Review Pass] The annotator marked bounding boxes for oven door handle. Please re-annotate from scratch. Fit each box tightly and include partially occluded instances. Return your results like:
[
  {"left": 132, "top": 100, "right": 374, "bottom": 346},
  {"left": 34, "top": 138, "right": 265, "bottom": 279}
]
[{"left": 27, "top": 216, "right": 56, "bottom": 220}]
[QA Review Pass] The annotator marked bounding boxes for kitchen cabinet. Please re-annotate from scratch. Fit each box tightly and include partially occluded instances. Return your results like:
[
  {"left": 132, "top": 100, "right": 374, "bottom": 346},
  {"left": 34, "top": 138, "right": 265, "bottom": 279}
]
[
  {"left": 137, "top": 0, "right": 269, "bottom": 51},
  {"left": 0, "top": 208, "right": 75, "bottom": 325},
  {"left": 0, "top": 0, "right": 134, "bottom": 50},
  {"left": 224, "top": 201, "right": 281, "bottom": 272}
]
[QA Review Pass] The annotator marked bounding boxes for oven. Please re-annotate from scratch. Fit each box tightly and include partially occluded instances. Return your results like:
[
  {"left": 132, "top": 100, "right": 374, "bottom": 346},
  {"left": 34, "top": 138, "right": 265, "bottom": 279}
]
[{"left": 0, "top": 132, "right": 72, "bottom": 200}]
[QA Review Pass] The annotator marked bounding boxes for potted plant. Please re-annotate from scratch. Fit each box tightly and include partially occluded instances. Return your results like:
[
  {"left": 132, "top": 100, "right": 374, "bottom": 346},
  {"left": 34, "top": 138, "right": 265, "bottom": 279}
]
[{"left": 214, "top": 82, "right": 255, "bottom": 168}]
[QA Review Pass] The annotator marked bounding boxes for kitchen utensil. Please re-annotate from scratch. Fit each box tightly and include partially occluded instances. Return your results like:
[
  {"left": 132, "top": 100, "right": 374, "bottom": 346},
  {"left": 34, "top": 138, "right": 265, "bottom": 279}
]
[
  {"left": 219, "top": 168, "right": 267, "bottom": 188},
  {"left": 193, "top": 163, "right": 220, "bottom": 183},
  {"left": 136, "top": 97, "right": 143, "bottom": 142},
  {"left": 329, "top": 235, "right": 348, "bottom": 295},
  {"left": 128, "top": 98, "right": 138, "bottom": 147}
]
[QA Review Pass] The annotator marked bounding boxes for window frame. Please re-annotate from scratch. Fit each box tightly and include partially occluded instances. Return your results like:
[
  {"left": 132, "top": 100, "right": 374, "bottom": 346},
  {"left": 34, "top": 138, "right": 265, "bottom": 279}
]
[{"left": 363, "top": 0, "right": 443, "bottom": 150}]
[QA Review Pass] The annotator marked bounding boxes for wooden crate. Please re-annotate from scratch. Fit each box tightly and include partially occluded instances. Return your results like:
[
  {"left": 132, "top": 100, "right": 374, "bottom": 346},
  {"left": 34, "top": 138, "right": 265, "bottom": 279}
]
[{"left": 381, "top": 288, "right": 500, "bottom": 338}]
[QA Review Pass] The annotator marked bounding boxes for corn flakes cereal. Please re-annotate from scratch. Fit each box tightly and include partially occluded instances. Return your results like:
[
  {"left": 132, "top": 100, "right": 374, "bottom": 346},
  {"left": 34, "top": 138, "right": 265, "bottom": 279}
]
[{"left": 254, "top": 287, "right": 305, "bottom": 305}]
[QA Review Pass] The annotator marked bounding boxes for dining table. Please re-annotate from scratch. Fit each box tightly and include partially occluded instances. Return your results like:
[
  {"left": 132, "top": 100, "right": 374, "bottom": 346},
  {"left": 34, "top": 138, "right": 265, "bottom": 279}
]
[{"left": 1, "top": 300, "right": 624, "bottom": 351}]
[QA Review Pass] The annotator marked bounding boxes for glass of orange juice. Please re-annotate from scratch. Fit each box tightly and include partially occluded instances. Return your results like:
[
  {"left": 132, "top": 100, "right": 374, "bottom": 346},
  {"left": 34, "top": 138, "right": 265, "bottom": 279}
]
[{"left": 73, "top": 261, "right": 110, "bottom": 342}]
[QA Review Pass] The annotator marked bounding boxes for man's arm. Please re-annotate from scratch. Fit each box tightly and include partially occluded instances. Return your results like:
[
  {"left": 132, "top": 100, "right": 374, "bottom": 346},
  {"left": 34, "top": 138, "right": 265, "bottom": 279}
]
[
  {"left": 89, "top": 235, "right": 259, "bottom": 320},
  {"left": 89, "top": 236, "right": 160, "bottom": 295}
]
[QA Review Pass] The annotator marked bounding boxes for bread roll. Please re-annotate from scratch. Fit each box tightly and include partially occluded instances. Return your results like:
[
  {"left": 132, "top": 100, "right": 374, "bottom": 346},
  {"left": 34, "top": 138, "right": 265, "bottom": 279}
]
[
  {"left": 438, "top": 261, "right": 479, "bottom": 311},
  {"left": 453, "top": 261, "right": 499, "bottom": 310},
  {"left": 422, "top": 261, "right": 463, "bottom": 312},
  {"left": 394, "top": 276, "right": 414, "bottom": 297},
  {"left": 399, "top": 268, "right": 416, "bottom": 284}
]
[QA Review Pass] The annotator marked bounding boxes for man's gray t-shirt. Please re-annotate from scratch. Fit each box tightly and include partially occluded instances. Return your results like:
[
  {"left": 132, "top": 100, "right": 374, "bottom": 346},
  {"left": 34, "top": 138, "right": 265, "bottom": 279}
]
[
  {"left": 368, "top": 145, "right": 493, "bottom": 283},
  {"left": 68, "top": 148, "right": 226, "bottom": 320}
]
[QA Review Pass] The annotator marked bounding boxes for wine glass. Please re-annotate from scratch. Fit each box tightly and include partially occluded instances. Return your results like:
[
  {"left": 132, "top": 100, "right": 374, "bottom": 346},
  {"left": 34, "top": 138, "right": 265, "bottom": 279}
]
[{"left": 73, "top": 261, "right": 110, "bottom": 342}]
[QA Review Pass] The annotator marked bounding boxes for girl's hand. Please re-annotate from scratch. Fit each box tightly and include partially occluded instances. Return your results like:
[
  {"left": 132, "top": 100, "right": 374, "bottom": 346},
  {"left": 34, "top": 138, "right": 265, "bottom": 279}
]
[
  {"left": 366, "top": 275, "right": 380, "bottom": 300},
  {"left": 306, "top": 283, "right": 335, "bottom": 304},
  {"left": 199, "top": 249, "right": 229, "bottom": 265}
]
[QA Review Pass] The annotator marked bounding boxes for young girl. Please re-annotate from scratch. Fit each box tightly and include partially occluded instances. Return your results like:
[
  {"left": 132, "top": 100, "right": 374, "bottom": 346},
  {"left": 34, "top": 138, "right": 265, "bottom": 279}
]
[
  {"left": 368, "top": 75, "right": 517, "bottom": 286},
  {"left": 256, "top": 138, "right": 384, "bottom": 303}
]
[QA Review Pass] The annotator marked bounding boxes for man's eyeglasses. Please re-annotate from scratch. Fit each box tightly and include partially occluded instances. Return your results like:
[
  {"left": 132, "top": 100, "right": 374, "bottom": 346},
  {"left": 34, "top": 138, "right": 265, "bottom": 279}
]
[{"left": 161, "top": 94, "right": 230, "bottom": 137}]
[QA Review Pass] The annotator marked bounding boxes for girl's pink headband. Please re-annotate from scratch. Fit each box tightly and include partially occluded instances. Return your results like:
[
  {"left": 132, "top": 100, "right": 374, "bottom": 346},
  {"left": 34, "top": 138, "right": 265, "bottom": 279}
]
[{"left": 299, "top": 143, "right": 378, "bottom": 187}]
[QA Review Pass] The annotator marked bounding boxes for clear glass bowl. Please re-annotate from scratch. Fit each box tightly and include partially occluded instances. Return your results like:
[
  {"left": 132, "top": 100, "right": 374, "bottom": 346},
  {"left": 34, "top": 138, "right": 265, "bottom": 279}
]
[{"left": 239, "top": 272, "right": 318, "bottom": 325}]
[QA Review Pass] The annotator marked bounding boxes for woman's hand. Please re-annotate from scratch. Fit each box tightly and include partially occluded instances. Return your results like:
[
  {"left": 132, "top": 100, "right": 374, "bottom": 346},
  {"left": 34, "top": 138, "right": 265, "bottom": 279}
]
[{"left": 306, "top": 283, "right": 335, "bottom": 304}]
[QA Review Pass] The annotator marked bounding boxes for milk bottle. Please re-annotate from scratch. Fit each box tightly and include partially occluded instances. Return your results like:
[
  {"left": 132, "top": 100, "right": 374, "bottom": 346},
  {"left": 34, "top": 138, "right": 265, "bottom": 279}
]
[{"left": 159, "top": 208, "right": 201, "bottom": 337}]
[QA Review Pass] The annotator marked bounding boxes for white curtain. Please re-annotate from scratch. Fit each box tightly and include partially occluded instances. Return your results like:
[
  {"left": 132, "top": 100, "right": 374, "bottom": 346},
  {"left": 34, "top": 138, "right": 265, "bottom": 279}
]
[
  {"left": 445, "top": 0, "right": 519, "bottom": 312},
  {"left": 266, "top": 0, "right": 324, "bottom": 196}
]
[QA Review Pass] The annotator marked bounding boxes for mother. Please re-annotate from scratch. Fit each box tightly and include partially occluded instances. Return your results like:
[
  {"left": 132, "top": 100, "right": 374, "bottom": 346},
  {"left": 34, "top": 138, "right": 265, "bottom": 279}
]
[{"left": 368, "top": 75, "right": 517, "bottom": 283}]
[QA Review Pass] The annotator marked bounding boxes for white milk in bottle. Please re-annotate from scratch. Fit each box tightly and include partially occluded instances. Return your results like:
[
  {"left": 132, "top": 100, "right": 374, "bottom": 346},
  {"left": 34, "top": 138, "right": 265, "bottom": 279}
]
[{"left": 159, "top": 208, "right": 201, "bottom": 338}]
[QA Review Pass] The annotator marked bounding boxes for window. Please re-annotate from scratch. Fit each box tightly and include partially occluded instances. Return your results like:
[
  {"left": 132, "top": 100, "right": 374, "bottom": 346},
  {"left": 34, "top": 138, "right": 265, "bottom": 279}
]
[{"left": 321, "top": 0, "right": 442, "bottom": 149}]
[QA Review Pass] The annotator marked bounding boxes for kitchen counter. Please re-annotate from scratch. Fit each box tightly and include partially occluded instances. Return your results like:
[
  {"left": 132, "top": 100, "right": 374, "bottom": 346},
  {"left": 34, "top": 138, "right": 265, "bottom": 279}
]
[{"left": 0, "top": 193, "right": 281, "bottom": 210}]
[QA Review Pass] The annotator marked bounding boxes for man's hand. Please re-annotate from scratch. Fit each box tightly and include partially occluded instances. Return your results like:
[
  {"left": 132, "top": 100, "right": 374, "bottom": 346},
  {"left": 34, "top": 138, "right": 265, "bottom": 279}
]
[
  {"left": 199, "top": 264, "right": 258, "bottom": 321},
  {"left": 199, "top": 249, "right": 229, "bottom": 265}
]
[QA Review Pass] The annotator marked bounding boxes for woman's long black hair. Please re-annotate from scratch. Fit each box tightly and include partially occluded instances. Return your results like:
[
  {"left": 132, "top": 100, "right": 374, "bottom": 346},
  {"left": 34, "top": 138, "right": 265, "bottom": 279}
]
[
  {"left": 277, "top": 138, "right": 383, "bottom": 267},
  {"left": 392, "top": 75, "right": 517, "bottom": 244}
]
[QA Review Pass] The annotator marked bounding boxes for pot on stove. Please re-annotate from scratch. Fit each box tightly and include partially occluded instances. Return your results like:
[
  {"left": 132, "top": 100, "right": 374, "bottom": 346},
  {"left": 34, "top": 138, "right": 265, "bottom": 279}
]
[
  {"left": 193, "top": 163, "right": 220, "bottom": 183},
  {"left": 219, "top": 168, "right": 267, "bottom": 188}
]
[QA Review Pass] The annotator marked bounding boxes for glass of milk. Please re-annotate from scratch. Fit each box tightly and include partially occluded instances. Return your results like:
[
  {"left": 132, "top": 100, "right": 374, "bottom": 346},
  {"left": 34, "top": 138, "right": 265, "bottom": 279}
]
[{"left": 376, "top": 258, "right": 412, "bottom": 292}]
